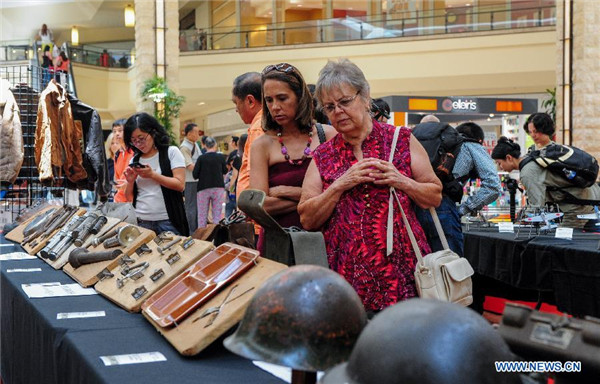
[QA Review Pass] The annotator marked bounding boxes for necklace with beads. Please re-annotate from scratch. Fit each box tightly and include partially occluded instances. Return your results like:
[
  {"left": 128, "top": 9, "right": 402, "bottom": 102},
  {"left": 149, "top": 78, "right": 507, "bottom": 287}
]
[{"left": 277, "top": 131, "right": 313, "bottom": 166}]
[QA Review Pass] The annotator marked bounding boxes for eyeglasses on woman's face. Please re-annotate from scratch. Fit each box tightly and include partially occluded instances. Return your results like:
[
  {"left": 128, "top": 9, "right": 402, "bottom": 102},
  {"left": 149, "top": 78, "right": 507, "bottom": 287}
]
[
  {"left": 322, "top": 91, "right": 361, "bottom": 115},
  {"left": 130, "top": 132, "right": 150, "bottom": 146},
  {"left": 262, "top": 63, "right": 295, "bottom": 75}
]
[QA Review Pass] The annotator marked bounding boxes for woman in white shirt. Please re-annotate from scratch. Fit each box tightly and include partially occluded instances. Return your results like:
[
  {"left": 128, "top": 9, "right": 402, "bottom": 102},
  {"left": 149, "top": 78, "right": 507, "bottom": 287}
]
[
  {"left": 37, "top": 24, "right": 53, "bottom": 52},
  {"left": 123, "top": 113, "right": 189, "bottom": 235}
]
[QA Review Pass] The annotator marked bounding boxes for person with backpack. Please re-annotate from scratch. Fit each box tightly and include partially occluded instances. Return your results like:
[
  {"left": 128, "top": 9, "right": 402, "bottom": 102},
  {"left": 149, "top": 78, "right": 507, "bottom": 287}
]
[
  {"left": 492, "top": 137, "right": 600, "bottom": 229},
  {"left": 412, "top": 117, "right": 501, "bottom": 256},
  {"left": 454, "top": 122, "right": 502, "bottom": 216},
  {"left": 524, "top": 112, "right": 554, "bottom": 152}
]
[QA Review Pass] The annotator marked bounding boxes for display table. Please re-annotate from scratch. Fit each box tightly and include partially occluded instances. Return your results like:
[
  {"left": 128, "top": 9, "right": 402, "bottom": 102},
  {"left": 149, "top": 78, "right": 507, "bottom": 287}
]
[
  {"left": 0, "top": 235, "right": 285, "bottom": 384},
  {"left": 464, "top": 228, "right": 600, "bottom": 318}
]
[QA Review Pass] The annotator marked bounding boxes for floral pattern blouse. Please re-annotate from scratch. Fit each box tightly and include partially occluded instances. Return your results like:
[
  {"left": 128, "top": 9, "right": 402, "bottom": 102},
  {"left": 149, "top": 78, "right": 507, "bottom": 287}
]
[{"left": 312, "top": 120, "right": 431, "bottom": 311}]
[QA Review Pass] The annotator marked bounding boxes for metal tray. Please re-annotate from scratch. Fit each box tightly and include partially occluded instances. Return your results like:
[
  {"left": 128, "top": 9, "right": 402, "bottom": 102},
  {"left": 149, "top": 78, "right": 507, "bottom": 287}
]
[{"left": 142, "top": 243, "right": 259, "bottom": 327}]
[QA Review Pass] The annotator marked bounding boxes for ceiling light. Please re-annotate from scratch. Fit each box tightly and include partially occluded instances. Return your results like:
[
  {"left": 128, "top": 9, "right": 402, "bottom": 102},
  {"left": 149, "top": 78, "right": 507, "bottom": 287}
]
[
  {"left": 124, "top": 4, "right": 135, "bottom": 27},
  {"left": 71, "top": 26, "right": 79, "bottom": 46}
]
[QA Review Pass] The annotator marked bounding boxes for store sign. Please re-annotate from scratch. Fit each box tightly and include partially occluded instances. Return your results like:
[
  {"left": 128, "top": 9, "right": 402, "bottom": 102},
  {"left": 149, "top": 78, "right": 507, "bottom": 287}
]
[
  {"left": 386, "top": 96, "right": 537, "bottom": 115},
  {"left": 442, "top": 98, "right": 478, "bottom": 112}
]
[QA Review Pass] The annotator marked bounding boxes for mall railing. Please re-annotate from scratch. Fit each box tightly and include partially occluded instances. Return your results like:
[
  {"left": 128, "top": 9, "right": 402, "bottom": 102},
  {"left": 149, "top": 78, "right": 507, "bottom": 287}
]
[
  {"left": 68, "top": 45, "right": 134, "bottom": 69},
  {"left": 180, "top": 5, "right": 555, "bottom": 52}
]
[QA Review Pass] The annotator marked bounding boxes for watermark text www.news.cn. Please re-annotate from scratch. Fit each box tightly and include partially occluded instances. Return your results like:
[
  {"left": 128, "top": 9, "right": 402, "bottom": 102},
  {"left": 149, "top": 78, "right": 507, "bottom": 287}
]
[{"left": 495, "top": 361, "right": 581, "bottom": 373}]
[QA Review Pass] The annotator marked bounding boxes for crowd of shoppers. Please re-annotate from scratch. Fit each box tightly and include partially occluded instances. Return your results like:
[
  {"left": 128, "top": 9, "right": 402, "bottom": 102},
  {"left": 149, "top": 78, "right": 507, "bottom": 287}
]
[{"left": 100, "top": 58, "right": 595, "bottom": 314}]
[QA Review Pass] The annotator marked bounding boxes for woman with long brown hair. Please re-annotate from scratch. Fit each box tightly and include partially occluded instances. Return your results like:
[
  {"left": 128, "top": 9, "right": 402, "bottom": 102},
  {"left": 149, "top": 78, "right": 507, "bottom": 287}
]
[{"left": 249, "top": 63, "right": 335, "bottom": 233}]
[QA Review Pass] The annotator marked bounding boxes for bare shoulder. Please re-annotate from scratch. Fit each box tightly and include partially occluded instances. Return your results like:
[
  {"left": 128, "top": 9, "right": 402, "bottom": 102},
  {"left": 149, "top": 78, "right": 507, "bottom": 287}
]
[{"left": 252, "top": 132, "right": 275, "bottom": 149}]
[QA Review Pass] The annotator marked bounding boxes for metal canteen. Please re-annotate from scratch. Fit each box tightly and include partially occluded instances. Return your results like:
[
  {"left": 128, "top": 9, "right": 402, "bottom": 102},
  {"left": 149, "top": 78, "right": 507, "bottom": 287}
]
[
  {"left": 68, "top": 247, "right": 123, "bottom": 269},
  {"left": 103, "top": 225, "right": 141, "bottom": 248}
]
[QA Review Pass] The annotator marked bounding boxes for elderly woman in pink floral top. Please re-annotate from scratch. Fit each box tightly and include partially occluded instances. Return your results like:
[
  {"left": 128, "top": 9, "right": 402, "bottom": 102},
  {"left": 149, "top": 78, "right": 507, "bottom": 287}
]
[{"left": 298, "top": 59, "right": 442, "bottom": 312}]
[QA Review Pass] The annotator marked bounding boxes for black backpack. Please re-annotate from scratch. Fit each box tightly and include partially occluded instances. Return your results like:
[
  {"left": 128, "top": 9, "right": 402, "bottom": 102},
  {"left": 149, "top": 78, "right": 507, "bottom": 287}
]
[
  {"left": 412, "top": 122, "right": 464, "bottom": 181},
  {"left": 412, "top": 122, "right": 465, "bottom": 202},
  {"left": 520, "top": 143, "right": 599, "bottom": 188}
]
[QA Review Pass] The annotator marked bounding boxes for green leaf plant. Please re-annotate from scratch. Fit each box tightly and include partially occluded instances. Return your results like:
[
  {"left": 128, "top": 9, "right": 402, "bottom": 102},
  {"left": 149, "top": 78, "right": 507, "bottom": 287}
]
[
  {"left": 141, "top": 76, "right": 185, "bottom": 145},
  {"left": 541, "top": 87, "right": 556, "bottom": 122}
]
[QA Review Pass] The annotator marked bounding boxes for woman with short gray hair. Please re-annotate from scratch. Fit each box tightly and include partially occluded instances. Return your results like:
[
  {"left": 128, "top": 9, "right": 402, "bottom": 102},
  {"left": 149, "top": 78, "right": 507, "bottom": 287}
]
[
  {"left": 193, "top": 136, "right": 228, "bottom": 228},
  {"left": 298, "top": 59, "right": 442, "bottom": 312}
]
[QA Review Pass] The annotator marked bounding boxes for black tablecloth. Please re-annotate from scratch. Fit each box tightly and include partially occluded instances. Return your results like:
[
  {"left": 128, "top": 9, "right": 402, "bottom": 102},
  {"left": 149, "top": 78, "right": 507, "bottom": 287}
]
[
  {"left": 464, "top": 228, "right": 600, "bottom": 318},
  {"left": 0, "top": 235, "right": 285, "bottom": 384}
]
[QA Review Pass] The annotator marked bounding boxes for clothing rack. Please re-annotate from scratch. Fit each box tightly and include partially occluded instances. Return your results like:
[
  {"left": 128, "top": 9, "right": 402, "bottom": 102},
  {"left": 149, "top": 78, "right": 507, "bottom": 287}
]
[{"left": 0, "top": 64, "right": 68, "bottom": 225}]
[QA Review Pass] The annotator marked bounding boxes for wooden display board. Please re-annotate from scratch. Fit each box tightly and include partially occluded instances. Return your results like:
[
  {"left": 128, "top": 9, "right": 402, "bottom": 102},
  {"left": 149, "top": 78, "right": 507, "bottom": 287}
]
[
  {"left": 63, "top": 224, "right": 155, "bottom": 287},
  {"left": 142, "top": 257, "right": 287, "bottom": 356},
  {"left": 95, "top": 237, "right": 214, "bottom": 312},
  {"left": 5, "top": 205, "right": 58, "bottom": 243},
  {"left": 21, "top": 209, "right": 86, "bottom": 256},
  {"left": 41, "top": 216, "right": 123, "bottom": 270}
]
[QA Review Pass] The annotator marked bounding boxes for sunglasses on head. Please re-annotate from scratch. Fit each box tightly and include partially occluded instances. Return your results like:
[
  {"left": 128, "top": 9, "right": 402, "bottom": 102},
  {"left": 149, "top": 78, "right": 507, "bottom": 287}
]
[{"left": 262, "top": 63, "right": 295, "bottom": 75}]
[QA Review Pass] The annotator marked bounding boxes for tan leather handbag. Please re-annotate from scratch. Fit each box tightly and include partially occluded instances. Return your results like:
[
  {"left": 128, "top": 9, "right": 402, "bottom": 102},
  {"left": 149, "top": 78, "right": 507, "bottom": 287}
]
[{"left": 387, "top": 126, "right": 474, "bottom": 306}]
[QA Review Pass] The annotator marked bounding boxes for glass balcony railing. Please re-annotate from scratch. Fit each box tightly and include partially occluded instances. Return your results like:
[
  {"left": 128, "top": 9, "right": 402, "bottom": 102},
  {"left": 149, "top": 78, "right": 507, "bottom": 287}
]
[
  {"left": 68, "top": 46, "right": 134, "bottom": 69},
  {"left": 180, "top": 5, "right": 555, "bottom": 52},
  {"left": 0, "top": 43, "right": 134, "bottom": 70},
  {"left": 0, "top": 42, "right": 32, "bottom": 61}
]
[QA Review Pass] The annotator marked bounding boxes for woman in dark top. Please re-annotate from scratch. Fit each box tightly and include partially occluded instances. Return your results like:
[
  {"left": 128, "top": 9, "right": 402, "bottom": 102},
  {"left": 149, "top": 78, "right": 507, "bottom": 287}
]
[
  {"left": 193, "top": 136, "right": 227, "bottom": 228},
  {"left": 249, "top": 63, "right": 336, "bottom": 230}
]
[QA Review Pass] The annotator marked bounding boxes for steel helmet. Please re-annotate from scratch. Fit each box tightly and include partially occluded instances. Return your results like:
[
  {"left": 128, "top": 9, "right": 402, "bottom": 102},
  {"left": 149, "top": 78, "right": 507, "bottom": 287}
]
[
  {"left": 321, "top": 298, "right": 520, "bottom": 384},
  {"left": 224, "top": 265, "right": 367, "bottom": 372}
]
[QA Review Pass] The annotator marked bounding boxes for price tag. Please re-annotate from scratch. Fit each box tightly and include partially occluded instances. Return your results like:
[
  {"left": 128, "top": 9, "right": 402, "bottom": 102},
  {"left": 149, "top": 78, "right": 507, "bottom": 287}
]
[
  {"left": 7, "top": 268, "right": 42, "bottom": 273},
  {"left": 498, "top": 222, "right": 514, "bottom": 233},
  {"left": 0, "top": 252, "right": 37, "bottom": 261},
  {"left": 100, "top": 352, "right": 167, "bottom": 366},
  {"left": 57, "top": 311, "right": 106, "bottom": 320},
  {"left": 22, "top": 283, "right": 97, "bottom": 298},
  {"left": 555, "top": 227, "right": 573, "bottom": 240}
]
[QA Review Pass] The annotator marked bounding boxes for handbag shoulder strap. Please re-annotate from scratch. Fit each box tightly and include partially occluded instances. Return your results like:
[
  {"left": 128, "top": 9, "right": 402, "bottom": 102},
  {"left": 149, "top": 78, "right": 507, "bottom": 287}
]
[
  {"left": 386, "top": 127, "right": 402, "bottom": 256},
  {"left": 386, "top": 127, "right": 449, "bottom": 259},
  {"left": 316, "top": 123, "right": 326, "bottom": 145}
]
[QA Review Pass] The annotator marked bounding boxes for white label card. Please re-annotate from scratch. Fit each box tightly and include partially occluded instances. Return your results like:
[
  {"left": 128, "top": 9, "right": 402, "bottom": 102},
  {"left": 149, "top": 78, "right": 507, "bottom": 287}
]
[
  {"left": 498, "top": 222, "right": 515, "bottom": 233},
  {"left": 555, "top": 227, "right": 573, "bottom": 240},
  {"left": 57, "top": 311, "right": 106, "bottom": 320},
  {"left": 22, "top": 283, "right": 97, "bottom": 298},
  {"left": 252, "top": 361, "right": 325, "bottom": 384},
  {"left": 0, "top": 252, "right": 37, "bottom": 261},
  {"left": 7, "top": 268, "right": 42, "bottom": 273},
  {"left": 100, "top": 352, "right": 167, "bottom": 366}
]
